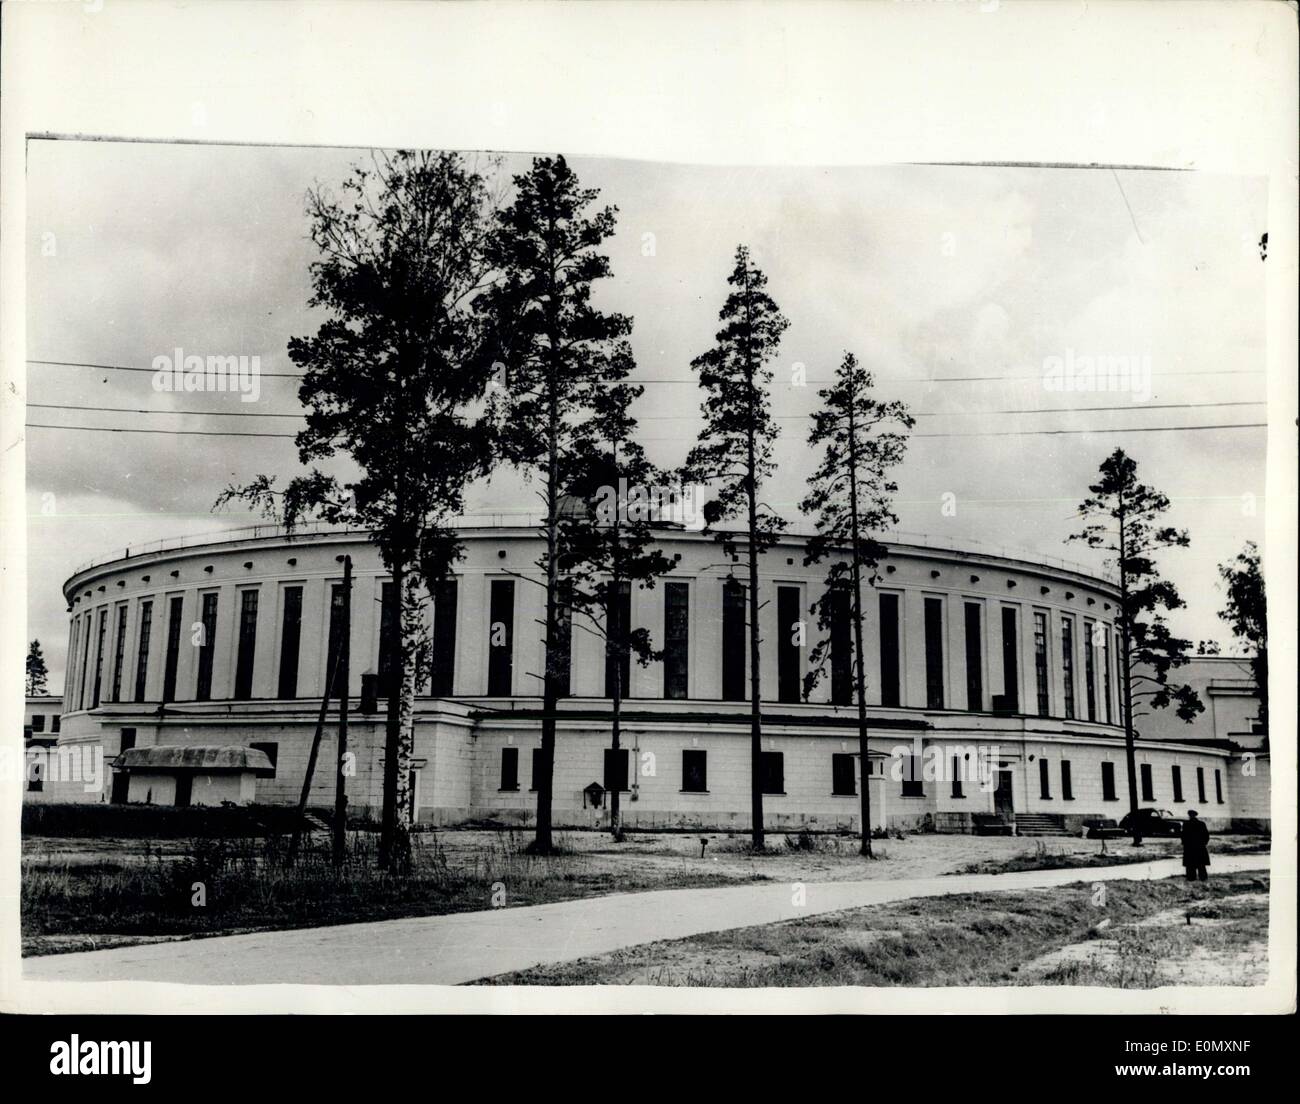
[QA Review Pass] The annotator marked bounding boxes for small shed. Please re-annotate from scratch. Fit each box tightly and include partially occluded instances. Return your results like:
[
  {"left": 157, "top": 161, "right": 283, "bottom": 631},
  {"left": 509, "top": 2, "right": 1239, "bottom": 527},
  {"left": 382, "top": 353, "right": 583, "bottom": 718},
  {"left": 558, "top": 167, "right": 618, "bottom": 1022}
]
[{"left": 115, "top": 745, "right": 273, "bottom": 807}]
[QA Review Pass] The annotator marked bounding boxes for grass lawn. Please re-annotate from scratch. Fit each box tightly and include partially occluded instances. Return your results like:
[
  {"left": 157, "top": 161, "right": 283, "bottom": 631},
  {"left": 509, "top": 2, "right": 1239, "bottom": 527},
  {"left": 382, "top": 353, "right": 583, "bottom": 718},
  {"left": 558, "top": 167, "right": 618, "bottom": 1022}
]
[
  {"left": 477, "top": 872, "right": 1270, "bottom": 987},
  {"left": 21, "top": 830, "right": 764, "bottom": 956},
  {"left": 22, "top": 824, "right": 1269, "bottom": 961}
]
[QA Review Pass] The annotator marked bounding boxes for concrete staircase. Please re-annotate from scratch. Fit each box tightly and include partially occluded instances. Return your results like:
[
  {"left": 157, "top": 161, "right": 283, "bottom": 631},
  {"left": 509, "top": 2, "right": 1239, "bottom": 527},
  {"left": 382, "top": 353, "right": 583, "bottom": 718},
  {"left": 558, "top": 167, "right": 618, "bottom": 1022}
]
[{"left": 1015, "top": 813, "right": 1072, "bottom": 837}]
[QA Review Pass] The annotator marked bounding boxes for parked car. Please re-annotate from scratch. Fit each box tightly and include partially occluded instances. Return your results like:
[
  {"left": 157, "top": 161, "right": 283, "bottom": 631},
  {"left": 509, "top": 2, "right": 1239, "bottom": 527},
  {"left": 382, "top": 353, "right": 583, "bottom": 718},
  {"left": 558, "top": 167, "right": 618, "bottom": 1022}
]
[
  {"left": 1119, "top": 808, "right": 1184, "bottom": 838},
  {"left": 1082, "top": 818, "right": 1126, "bottom": 840}
]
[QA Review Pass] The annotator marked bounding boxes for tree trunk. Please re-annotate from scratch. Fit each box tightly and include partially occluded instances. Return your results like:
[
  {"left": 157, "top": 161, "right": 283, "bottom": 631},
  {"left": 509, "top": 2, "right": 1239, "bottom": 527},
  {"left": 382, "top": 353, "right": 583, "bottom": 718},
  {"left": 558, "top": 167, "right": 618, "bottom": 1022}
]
[
  {"left": 1116, "top": 502, "right": 1142, "bottom": 846},
  {"left": 845, "top": 401, "right": 873, "bottom": 857},
  {"left": 379, "top": 559, "right": 418, "bottom": 870},
  {"left": 610, "top": 662, "right": 623, "bottom": 841},
  {"left": 332, "top": 555, "right": 351, "bottom": 866},
  {"left": 533, "top": 363, "right": 560, "bottom": 855}
]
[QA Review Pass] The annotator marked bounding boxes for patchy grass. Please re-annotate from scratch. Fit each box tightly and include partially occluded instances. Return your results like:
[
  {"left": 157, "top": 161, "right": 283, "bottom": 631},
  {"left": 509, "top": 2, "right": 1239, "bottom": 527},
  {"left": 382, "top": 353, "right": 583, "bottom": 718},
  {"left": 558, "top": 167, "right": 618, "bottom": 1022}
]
[
  {"left": 21, "top": 829, "right": 764, "bottom": 956},
  {"left": 478, "top": 873, "right": 1269, "bottom": 987},
  {"left": 948, "top": 835, "right": 1269, "bottom": 877}
]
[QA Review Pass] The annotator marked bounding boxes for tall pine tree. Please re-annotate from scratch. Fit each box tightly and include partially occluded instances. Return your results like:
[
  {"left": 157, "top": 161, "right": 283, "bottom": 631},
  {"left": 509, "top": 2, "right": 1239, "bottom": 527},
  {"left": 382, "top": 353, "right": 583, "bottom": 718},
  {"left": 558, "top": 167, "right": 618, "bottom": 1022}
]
[
  {"left": 799, "top": 352, "right": 913, "bottom": 856},
  {"left": 1069, "top": 448, "right": 1203, "bottom": 843},
  {"left": 560, "top": 381, "right": 675, "bottom": 840},
  {"left": 26, "top": 640, "right": 49, "bottom": 697},
  {"left": 478, "top": 155, "right": 636, "bottom": 854},
  {"left": 682, "top": 245, "right": 788, "bottom": 850}
]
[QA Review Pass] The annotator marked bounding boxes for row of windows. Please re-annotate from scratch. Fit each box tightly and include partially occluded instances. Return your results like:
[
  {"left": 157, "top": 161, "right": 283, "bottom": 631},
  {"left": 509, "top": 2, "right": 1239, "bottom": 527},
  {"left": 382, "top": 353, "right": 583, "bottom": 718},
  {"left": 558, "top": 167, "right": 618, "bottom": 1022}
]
[
  {"left": 26, "top": 713, "right": 61, "bottom": 734},
  {"left": 66, "top": 576, "right": 1114, "bottom": 718},
  {"left": 497, "top": 746, "right": 879, "bottom": 797}
]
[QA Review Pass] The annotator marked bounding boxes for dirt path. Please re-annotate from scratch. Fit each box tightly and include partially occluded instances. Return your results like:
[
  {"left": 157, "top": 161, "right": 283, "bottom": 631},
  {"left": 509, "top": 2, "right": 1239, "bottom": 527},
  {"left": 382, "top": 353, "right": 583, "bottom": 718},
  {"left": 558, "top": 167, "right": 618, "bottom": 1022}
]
[{"left": 22, "top": 853, "right": 1270, "bottom": 987}]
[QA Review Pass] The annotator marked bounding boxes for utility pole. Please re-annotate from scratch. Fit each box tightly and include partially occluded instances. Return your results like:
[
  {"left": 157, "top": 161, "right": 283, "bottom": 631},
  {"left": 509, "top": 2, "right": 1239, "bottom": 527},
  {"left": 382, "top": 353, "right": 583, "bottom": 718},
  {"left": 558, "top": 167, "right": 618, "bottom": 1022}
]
[{"left": 332, "top": 554, "right": 352, "bottom": 866}]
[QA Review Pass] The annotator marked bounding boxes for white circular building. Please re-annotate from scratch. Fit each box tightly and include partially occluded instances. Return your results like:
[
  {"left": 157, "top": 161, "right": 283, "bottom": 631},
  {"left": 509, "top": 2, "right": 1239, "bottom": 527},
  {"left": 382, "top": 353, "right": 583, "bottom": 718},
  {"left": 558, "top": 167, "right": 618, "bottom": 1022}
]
[{"left": 49, "top": 522, "right": 1250, "bottom": 832}]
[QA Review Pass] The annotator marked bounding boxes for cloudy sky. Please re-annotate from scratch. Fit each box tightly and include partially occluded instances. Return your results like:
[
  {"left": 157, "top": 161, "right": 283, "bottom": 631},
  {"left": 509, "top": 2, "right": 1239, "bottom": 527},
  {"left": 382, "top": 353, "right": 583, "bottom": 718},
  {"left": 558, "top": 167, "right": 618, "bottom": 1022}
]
[{"left": 25, "top": 140, "right": 1267, "bottom": 689}]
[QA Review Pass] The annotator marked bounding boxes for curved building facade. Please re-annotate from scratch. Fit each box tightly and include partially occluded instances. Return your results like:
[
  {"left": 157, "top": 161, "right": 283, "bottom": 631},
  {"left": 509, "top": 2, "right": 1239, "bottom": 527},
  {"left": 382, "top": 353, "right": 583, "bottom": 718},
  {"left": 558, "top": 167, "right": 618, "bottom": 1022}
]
[{"left": 49, "top": 523, "right": 1249, "bottom": 831}]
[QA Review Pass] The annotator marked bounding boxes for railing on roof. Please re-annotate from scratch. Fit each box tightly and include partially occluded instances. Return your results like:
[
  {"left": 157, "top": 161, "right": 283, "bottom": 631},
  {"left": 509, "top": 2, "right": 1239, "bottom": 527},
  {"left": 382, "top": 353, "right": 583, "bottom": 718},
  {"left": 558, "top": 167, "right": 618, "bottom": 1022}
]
[{"left": 69, "top": 514, "right": 1117, "bottom": 586}]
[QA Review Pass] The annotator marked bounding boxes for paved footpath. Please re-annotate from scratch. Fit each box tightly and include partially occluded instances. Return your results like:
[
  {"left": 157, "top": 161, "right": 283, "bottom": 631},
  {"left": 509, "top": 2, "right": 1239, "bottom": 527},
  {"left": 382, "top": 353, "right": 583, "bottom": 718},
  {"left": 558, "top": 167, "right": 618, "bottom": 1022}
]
[{"left": 24, "top": 854, "right": 1269, "bottom": 986}]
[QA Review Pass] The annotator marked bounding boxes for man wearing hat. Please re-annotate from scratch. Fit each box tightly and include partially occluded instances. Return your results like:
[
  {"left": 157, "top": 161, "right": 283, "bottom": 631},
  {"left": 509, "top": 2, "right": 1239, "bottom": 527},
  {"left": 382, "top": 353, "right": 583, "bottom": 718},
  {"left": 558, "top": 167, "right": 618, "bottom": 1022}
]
[{"left": 1181, "top": 809, "right": 1211, "bottom": 882}]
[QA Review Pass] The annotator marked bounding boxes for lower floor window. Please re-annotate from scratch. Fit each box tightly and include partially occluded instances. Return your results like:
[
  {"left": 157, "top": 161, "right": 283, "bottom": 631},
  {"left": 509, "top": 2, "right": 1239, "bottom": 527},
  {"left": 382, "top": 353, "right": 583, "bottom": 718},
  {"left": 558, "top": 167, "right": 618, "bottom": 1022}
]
[
  {"left": 682, "top": 749, "right": 707, "bottom": 793},
  {"left": 604, "top": 747, "right": 630, "bottom": 793},
  {"left": 831, "top": 753, "right": 856, "bottom": 796},
  {"left": 760, "top": 751, "right": 784, "bottom": 795},
  {"left": 499, "top": 746, "right": 519, "bottom": 791},
  {"left": 901, "top": 754, "right": 923, "bottom": 797}
]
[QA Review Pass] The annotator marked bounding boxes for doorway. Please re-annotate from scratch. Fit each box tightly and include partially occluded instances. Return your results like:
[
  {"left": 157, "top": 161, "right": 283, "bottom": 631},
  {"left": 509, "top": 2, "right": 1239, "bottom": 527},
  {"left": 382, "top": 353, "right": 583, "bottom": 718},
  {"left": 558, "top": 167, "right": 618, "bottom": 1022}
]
[
  {"left": 174, "top": 773, "right": 193, "bottom": 808},
  {"left": 994, "top": 769, "right": 1014, "bottom": 820},
  {"left": 110, "top": 771, "right": 130, "bottom": 805}
]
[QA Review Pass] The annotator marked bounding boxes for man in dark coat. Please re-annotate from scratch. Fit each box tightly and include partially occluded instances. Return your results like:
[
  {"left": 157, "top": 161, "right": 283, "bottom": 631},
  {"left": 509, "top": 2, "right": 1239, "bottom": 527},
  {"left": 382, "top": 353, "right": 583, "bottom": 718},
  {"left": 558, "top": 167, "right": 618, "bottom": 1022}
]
[{"left": 1182, "top": 809, "right": 1211, "bottom": 881}]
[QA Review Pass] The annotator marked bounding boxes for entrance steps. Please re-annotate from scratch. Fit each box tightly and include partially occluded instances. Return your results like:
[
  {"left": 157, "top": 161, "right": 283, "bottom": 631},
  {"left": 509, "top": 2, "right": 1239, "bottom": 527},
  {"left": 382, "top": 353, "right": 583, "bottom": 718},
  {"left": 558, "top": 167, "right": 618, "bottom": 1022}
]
[{"left": 1015, "top": 813, "right": 1072, "bottom": 837}]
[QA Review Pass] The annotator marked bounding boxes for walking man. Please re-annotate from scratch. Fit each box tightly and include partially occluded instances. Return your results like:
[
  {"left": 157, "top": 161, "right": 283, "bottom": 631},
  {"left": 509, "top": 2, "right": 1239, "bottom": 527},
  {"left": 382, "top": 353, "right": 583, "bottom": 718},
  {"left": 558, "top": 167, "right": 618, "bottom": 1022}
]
[{"left": 1182, "top": 809, "right": 1210, "bottom": 882}]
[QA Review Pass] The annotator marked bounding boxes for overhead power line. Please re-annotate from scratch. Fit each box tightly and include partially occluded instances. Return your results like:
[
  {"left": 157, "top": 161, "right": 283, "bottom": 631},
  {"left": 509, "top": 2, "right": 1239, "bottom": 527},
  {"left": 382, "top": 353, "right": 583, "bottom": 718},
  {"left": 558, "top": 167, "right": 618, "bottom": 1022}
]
[
  {"left": 26, "top": 421, "right": 1267, "bottom": 441},
  {"left": 29, "top": 357, "right": 1268, "bottom": 386}
]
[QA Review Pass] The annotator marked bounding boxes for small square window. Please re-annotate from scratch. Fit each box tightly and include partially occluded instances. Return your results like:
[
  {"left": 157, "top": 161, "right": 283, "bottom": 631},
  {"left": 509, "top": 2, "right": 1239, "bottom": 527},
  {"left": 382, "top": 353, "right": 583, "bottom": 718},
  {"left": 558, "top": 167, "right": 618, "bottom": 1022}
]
[{"left": 682, "top": 749, "right": 707, "bottom": 793}]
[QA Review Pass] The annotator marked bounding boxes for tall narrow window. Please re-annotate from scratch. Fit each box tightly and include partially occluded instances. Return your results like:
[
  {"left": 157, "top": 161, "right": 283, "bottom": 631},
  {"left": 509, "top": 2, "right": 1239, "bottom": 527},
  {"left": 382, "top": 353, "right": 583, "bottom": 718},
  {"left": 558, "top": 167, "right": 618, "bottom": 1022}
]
[
  {"left": 964, "top": 602, "right": 983, "bottom": 711},
  {"left": 499, "top": 747, "right": 519, "bottom": 791},
  {"left": 68, "top": 618, "right": 81, "bottom": 711},
  {"left": 778, "top": 586, "right": 802, "bottom": 704},
  {"left": 110, "top": 605, "right": 128, "bottom": 703},
  {"left": 721, "top": 579, "right": 746, "bottom": 702},
  {"left": 603, "top": 747, "right": 630, "bottom": 793},
  {"left": 924, "top": 597, "right": 944, "bottom": 710},
  {"left": 1140, "top": 762, "right": 1154, "bottom": 802},
  {"left": 487, "top": 580, "right": 514, "bottom": 696},
  {"left": 553, "top": 579, "right": 573, "bottom": 699},
  {"left": 829, "top": 587, "right": 852, "bottom": 706},
  {"left": 663, "top": 582, "right": 689, "bottom": 700},
  {"left": 1101, "top": 761, "right": 1117, "bottom": 801},
  {"left": 162, "top": 596, "right": 183, "bottom": 704},
  {"left": 879, "top": 593, "right": 901, "bottom": 708},
  {"left": 951, "top": 755, "right": 964, "bottom": 798},
  {"left": 1171, "top": 765, "right": 1184, "bottom": 802},
  {"left": 1061, "top": 759, "right": 1073, "bottom": 800},
  {"left": 1060, "top": 616, "right": 1076, "bottom": 720},
  {"left": 1102, "top": 628, "right": 1113, "bottom": 724},
  {"left": 1033, "top": 611, "right": 1050, "bottom": 717},
  {"left": 1038, "top": 757, "right": 1051, "bottom": 799},
  {"left": 325, "top": 583, "right": 347, "bottom": 692},
  {"left": 79, "top": 613, "right": 92, "bottom": 709},
  {"left": 234, "top": 589, "right": 259, "bottom": 700},
  {"left": 1000, "top": 606, "right": 1019, "bottom": 712},
  {"left": 1084, "top": 619, "right": 1097, "bottom": 721},
  {"left": 1196, "top": 766, "right": 1207, "bottom": 803},
  {"left": 429, "top": 579, "right": 458, "bottom": 697},
  {"left": 1214, "top": 768, "right": 1223, "bottom": 803},
  {"left": 604, "top": 581, "right": 631, "bottom": 699},
  {"left": 277, "top": 586, "right": 303, "bottom": 699},
  {"left": 377, "top": 581, "right": 397, "bottom": 695},
  {"left": 91, "top": 609, "right": 108, "bottom": 708},
  {"left": 195, "top": 592, "right": 218, "bottom": 701}
]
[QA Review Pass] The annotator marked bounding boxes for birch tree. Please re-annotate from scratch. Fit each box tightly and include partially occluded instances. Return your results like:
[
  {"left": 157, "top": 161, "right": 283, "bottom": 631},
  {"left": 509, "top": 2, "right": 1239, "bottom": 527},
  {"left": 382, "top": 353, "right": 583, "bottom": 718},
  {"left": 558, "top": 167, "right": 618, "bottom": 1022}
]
[{"left": 217, "top": 150, "right": 498, "bottom": 869}]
